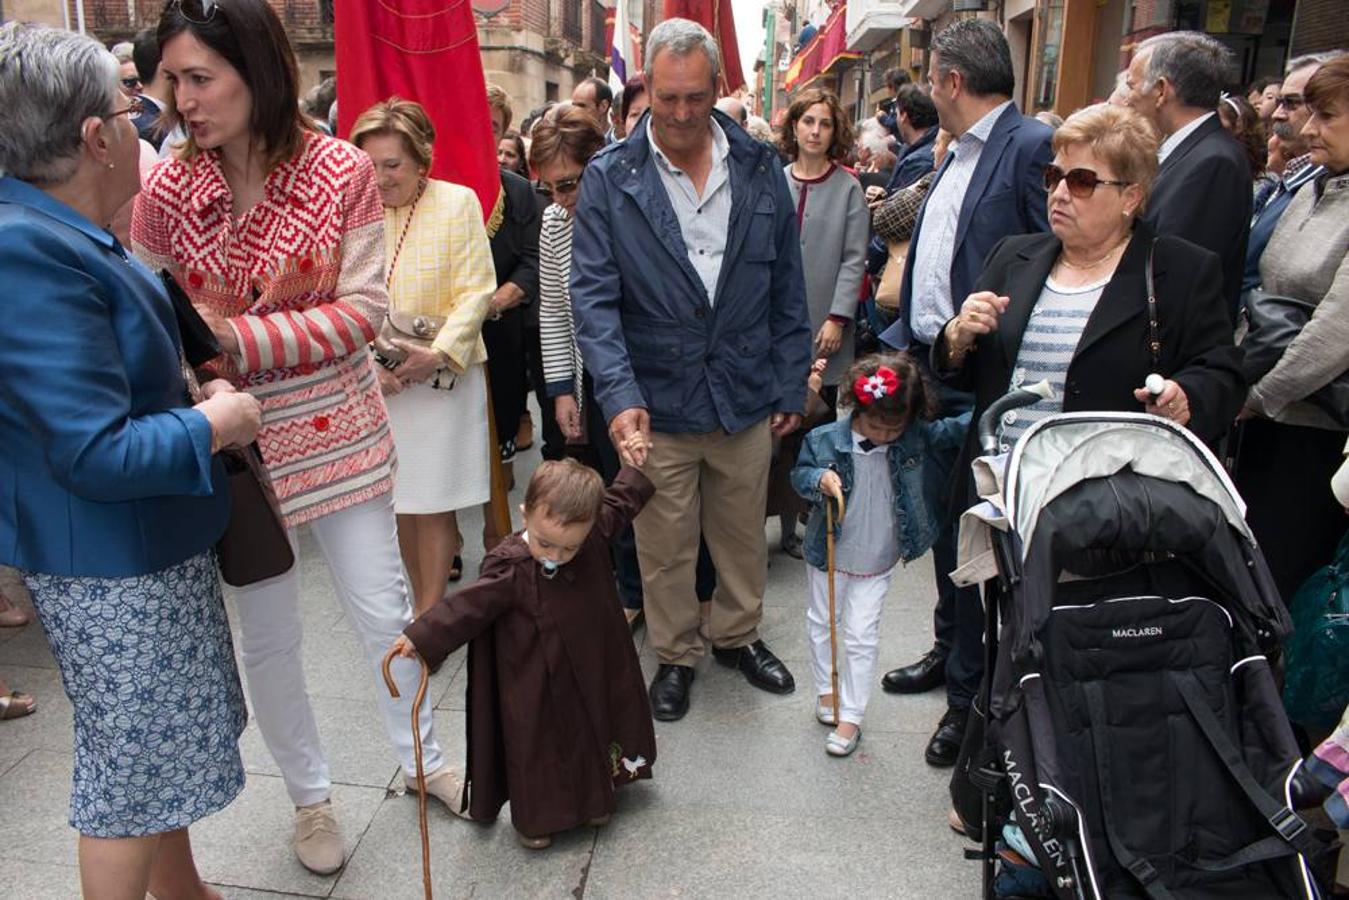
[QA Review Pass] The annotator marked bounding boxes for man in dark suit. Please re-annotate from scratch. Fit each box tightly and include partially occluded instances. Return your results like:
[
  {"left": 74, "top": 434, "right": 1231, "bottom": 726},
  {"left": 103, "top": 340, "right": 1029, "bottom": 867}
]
[
  {"left": 1125, "top": 31, "right": 1251, "bottom": 317},
  {"left": 876, "top": 17, "right": 1053, "bottom": 768}
]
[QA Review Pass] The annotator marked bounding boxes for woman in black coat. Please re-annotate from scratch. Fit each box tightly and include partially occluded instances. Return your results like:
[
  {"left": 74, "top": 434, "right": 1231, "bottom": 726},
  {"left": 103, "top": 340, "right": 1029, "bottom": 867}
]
[{"left": 932, "top": 104, "right": 1244, "bottom": 512}]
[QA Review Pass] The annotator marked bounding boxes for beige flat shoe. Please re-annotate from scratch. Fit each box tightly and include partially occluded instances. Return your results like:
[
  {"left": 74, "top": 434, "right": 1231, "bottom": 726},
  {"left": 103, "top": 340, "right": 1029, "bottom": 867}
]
[
  {"left": 294, "top": 800, "right": 345, "bottom": 875},
  {"left": 406, "top": 767, "right": 472, "bottom": 819},
  {"left": 825, "top": 727, "right": 861, "bottom": 757}
]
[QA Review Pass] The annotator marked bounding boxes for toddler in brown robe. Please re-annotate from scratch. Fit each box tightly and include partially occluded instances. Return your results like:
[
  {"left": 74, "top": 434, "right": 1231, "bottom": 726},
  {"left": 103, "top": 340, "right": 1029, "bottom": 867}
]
[{"left": 392, "top": 456, "right": 657, "bottom": 849}]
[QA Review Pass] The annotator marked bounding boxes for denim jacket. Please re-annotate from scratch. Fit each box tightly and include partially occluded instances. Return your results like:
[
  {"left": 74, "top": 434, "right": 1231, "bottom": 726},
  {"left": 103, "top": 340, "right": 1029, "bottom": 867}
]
[{"left": 790, "top": 411, "right": 970, "bottom": 572}]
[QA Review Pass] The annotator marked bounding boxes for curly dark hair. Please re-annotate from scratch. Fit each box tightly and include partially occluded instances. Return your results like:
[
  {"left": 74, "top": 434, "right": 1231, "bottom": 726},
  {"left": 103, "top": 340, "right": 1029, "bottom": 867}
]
[
  {"left": 837, "top": 353, "right": 937, "bottom": 426},
  {"left": 778, "top": 88, "right": 855, "bottom": 162}
]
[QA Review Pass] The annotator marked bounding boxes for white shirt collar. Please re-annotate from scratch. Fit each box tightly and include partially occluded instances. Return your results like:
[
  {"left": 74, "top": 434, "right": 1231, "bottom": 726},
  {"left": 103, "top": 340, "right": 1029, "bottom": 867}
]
[
  {"left": 1158, "top": 111, "right": 1215, "bottom": 164},
  {"left": 851, "top": 430, "right": 889, "bottom": 454},
  {"left": 647, "top": 116, "right": 730, "bottom": 175},
  {"left": 958, "top": 100, "right": 1013, "bottom": 150}
]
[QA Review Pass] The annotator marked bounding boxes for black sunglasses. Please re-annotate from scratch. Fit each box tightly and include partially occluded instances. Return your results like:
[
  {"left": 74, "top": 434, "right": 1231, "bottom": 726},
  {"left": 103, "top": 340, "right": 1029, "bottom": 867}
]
[
  {"left": 1275, "top": 94, "right": 1305, "bottom": 111},
  {"left": 120, "top": 77, "right": 141, "bottom": 90},
  {"left": 167, "top": 0, "right": 220, "bottom": 24},
  {"left": 539, "top": 171, "right": 584, "bottom": 196},
  {"left": 1044, "top": 164, "right": 1131, "bottom": 198}
]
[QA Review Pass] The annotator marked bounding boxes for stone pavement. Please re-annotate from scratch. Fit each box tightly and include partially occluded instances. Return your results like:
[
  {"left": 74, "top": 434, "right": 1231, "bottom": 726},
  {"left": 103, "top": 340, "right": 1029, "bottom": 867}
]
[{"left": 0, "top": 426, "right": 980, "bottom": 899}]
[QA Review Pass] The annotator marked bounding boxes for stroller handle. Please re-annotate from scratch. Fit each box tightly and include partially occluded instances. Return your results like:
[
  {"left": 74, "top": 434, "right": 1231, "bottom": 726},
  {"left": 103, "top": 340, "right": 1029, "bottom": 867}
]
[{"left": 977, "top": 380, "right": 1055, "bottom": 456}]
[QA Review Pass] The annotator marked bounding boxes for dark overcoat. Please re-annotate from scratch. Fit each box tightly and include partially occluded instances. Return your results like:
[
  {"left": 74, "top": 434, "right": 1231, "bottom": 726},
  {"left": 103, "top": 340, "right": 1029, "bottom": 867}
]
[{"left": 404, "top": 468, "right": 657, "bottom": 838}]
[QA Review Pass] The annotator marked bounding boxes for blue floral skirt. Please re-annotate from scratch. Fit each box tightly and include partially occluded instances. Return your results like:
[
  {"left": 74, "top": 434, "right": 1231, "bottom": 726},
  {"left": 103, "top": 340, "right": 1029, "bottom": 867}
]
[{"left": 22, "top": 551, "right": 247, "bottom": 838}]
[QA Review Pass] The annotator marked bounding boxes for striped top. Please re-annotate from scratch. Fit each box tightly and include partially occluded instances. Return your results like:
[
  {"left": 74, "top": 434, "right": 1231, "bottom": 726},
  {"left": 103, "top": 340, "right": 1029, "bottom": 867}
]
[
  {"left": 131, "top": 132, "right": 395, "bottom": 528},
  {"left": 538, "top": 203, "right": 585, "bottom": 408},
  {"left": 997, "top": 275, "right": 1108, "bottom": 451},
  {"left": 383, "top": 179, "right": 494, "bottom": 371}
]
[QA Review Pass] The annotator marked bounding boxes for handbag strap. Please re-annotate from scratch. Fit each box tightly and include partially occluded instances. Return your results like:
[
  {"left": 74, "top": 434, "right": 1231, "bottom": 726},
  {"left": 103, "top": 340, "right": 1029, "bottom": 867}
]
[
  {"left": 385, "top": 180, "right": 426, "bottom": 291},
  {"left": 1145, "top": 238, "right": 1160, "bottom": 369}
]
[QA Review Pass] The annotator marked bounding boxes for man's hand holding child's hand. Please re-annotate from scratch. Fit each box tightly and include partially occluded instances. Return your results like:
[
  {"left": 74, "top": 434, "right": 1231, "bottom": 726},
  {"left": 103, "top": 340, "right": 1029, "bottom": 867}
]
[
  {"left": 621, "top": 431, "right": 652, "bottom": 468},
  {"left": 819, "top": 470, "right": 844, "bottom": 503},
  {"left": 391, "top": 634, "right": 419, "bottom": 660}
]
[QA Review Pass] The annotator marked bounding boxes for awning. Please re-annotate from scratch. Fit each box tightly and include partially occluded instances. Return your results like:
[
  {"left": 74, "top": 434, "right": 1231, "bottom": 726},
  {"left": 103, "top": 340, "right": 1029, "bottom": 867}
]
[{"left": 784, "top": 4, "right": 862, "bottom": 92}]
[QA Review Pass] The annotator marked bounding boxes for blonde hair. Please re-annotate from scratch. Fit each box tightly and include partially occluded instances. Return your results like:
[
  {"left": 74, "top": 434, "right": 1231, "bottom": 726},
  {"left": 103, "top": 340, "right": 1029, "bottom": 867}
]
[
  {"left": 485, "top": 83, "right": 513, "bottom": 131},
  {"left": 524, "top": 459, "right": 605, "bottom": 525},
  {"left": 1052, "top": 104, "right": 1159, "bottom": 211},
  {"left": 349, "top": 97, "right": 435, "bottom": 172}
]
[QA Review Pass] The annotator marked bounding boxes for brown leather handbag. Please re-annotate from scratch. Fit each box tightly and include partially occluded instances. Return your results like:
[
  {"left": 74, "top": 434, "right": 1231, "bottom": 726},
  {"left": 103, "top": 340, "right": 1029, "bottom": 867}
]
[
  {"left": 215, "top": 442, "right": 295, "bottom": 586},
  {"left": 162, "top": 269, "right": 295, "bottom": 587}
]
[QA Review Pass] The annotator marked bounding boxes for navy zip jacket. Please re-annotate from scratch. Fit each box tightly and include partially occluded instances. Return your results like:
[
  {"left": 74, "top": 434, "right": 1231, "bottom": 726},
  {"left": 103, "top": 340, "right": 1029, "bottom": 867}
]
[{"left": 569, "top": 109, "right": 812, "bottom": 434}]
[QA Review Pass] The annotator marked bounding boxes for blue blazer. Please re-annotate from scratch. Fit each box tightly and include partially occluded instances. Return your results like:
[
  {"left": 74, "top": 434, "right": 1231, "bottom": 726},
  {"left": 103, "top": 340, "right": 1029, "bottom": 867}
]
[
  {"left": 880, "top": 104, "right": 1053, "bottom": 350},
  {"left": 570, "top": 109, "right": 813, "bottom": 435},
  {"left": 0, "top": 177, "right": 229, "bottom": 578}
]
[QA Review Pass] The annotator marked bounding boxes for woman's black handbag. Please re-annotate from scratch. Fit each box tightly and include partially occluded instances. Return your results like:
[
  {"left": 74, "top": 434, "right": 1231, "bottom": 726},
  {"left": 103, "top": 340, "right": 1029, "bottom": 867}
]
[
  {"left": 162, "top": 270, "right": 295, "bottom": 586},
  {"left": 1242, "top": 289, "right": 1349, "bottom": 428}
]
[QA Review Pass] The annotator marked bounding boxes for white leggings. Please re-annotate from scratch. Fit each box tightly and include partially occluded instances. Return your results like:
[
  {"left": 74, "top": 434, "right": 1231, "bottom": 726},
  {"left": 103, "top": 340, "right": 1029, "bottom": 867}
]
[
  {"left": 231, "top": 493, "right": 444, "bottom": 807},
  {"left": 806, "top": 566, "right": 892, "bottom": 727}
]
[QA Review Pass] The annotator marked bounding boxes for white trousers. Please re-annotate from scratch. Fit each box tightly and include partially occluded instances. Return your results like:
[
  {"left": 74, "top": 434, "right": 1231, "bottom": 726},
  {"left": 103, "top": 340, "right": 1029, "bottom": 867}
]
[
  {"left": 806, "top": 566, "right": 892, "bottom": 727},
  {"left": 231, "top": 493, "right": 444, "bottom": 807}
]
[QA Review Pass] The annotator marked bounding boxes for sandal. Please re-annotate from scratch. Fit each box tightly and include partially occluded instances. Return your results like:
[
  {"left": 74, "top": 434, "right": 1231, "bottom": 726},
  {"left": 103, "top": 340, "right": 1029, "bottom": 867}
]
[
  {"left": 0, "top": 691, "right": 35, "bottom": 720},
  {"left": 815, "top": 699, "right": 838, "bottom": 726},
  {"left": 448, "top": 556, "right": 464, "bottom": 583}
]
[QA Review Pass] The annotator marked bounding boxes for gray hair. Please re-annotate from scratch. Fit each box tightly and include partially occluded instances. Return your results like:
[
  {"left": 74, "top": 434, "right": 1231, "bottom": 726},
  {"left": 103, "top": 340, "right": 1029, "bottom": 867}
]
[
  {"left": 1136, "top": 31, "right": 1236, "bottom": 110},
  {"left": 110, "top": 40, "right": 134, "bottom": 63},
  {"left": 1286, "top": 49, "right": 1348, "bottom": 78},
  {"left": 931, "top": 18, "right": 1014, "bottom": 98},
  {"left": 644, "top": 17, "right": 720, "bottom": 87},
  {"left": 0, "top": 23, "right": 121, "bottom": 184}
]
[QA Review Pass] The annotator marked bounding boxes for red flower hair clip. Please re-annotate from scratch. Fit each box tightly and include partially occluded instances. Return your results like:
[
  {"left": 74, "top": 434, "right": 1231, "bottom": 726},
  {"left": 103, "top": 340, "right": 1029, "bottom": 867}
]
[{"left": 854, "top": 367, "right": 901, "bottom": 405}]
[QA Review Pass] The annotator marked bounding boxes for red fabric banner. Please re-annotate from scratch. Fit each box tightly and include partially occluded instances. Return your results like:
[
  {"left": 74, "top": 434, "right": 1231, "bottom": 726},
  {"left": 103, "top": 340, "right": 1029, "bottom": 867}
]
[
  {"left": 334, "top": 0, "right": 500, "bottom": 224},
  {"left": 661, "top": 0, "right": 746, "bottom": 94},
  {"left": 783, "top": 4, "right": 859, "bottom": 92}
]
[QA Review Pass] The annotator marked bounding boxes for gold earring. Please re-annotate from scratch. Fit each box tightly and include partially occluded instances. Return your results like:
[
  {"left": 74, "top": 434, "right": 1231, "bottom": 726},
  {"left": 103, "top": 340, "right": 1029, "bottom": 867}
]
[{"left": 108, "top": 162, "right": 115, "bottom": 170}]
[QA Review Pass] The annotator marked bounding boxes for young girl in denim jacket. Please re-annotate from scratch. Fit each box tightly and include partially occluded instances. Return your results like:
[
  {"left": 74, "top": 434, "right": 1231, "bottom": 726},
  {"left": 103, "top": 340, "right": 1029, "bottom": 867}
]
[{"left": 791, "top": 353, "right": 969, "bottom": 757}]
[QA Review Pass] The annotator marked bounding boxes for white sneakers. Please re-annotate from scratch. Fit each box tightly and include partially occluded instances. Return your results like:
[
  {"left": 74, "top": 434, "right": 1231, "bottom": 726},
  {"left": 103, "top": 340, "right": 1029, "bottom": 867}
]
[
  {"left": 405, "top": 766, "right": 472, "bottom": 819},
  {"left": 294, "top": 800, "right": 345, "bottom": 875}
]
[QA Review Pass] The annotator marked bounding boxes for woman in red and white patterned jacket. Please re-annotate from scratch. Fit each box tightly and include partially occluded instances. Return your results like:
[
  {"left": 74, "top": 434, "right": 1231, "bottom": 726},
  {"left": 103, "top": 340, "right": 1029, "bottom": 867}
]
[{"left": 131, "top": 0, "right": 466, "bottom": 874}]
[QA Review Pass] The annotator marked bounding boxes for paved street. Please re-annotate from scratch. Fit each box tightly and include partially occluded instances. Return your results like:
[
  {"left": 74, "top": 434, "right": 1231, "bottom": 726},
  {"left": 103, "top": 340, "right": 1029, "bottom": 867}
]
[{"left": 0, "top": 409, "right": 979, "bottom": 899}]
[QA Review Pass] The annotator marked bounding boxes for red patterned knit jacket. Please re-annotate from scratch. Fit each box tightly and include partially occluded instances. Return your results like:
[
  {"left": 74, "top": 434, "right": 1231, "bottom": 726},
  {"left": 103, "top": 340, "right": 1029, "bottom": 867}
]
[{"left": 131, "top": 132, "right": 395, "bottom": 528}]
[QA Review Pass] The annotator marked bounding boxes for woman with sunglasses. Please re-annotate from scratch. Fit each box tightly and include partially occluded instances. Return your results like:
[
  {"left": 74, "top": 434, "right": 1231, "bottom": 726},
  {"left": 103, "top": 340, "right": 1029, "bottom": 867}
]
[
  {"left": 933, "top": 103, "right": 1243, "bottom": 504},
  {"left": 1, "top": 22, "right": 263, "bottom": 898},
  {"left": 131, "top": 0, "right": 461, "bottom": 876}
]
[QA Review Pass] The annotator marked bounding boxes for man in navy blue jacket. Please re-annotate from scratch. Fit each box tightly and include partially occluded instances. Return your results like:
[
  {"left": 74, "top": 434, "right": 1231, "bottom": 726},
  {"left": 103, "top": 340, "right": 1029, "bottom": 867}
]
[
  {"left": 570, "top": 18, "right": 812, "bottom": 722},
  {"left": 876, "top": 18, "right": 1052, "bottom": 769}
]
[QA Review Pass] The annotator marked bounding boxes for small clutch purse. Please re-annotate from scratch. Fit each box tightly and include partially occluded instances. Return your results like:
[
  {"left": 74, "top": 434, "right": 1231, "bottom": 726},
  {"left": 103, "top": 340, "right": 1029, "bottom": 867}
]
[{"left": 372, "top": 311, "right": 447, "bottom": 369}]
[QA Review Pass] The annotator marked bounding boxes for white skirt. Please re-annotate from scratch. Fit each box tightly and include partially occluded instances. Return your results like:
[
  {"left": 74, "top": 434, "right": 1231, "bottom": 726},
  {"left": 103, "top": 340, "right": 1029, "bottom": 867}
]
[{"left": 385, "top": 362, "right": 491, "bottom": 514}]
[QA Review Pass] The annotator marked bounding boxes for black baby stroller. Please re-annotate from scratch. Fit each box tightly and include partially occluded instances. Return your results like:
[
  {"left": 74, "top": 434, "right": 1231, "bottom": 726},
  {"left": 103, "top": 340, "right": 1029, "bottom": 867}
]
[{"left": 957, "top": 386, "right": 1324, "bottom": 900}]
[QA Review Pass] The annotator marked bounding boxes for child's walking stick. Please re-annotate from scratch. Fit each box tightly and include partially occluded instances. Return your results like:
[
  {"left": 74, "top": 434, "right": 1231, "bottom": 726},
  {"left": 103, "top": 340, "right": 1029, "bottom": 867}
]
[
  {"left": 382, "top": 647, "right": 433, "bottom": 900},
  {"left": 825, "top": 493, "right": 846, "bottom": 727}
]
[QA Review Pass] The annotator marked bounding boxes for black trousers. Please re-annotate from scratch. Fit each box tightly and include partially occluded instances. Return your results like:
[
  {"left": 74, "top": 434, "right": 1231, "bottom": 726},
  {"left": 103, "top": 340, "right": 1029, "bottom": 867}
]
[
  {"left": 481, "top": 308, "right": 527, "bottom": 457},
  {"left": 525, "top": 322, "right": 565, "bottom": 461},
  {"left": 908, "top": 342, "right": 982, "bottom": 710},
  {"left": 1234, "top": 417, "right": 1346, "bottom": 605}
]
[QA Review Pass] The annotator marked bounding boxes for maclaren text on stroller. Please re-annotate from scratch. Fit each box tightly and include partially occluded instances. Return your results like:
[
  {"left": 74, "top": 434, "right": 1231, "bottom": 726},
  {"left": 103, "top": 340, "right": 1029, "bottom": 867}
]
[{"left": 957, "top": 387, "right": 1324, "bottom": 899}]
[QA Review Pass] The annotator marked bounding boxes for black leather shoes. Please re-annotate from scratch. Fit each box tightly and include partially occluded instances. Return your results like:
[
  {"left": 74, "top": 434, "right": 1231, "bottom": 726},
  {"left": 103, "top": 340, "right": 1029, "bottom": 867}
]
[
  {"left": 881, "top": 647, "right": 947, "bottom": 694},
  {"left": 649, "top": 664, "right": 694, "bottom": 721},
  {"left": 712, "top": 640, "right": 795, "bottom": 694},
  {"left": 925, "top": 706, "right": 969, "bottom": 768}
]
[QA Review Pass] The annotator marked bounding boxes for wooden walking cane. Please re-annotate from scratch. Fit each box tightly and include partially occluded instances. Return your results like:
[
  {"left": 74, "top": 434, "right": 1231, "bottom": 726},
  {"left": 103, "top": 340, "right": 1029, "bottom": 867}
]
[
  {"left": 825, "top": 493, "right": 846, "bottom": 726},
  {"left": 382, "top": 648, "right": 433, "bottom": 900}
]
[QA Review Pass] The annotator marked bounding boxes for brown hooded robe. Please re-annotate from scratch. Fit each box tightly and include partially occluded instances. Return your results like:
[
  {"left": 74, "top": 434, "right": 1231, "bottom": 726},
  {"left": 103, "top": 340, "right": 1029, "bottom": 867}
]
[{"left": 404, "top": 467, "right": 657, "bottom": 838}]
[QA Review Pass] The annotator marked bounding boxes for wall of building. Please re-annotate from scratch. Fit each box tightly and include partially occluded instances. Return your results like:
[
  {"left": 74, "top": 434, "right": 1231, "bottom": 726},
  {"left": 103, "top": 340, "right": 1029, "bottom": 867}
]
[
  {"left": 1290, "top": 0, "right": 1349, "bottom": 56},
  {"left": 5, "top": 0, "right": 65, "bottom": 26}
]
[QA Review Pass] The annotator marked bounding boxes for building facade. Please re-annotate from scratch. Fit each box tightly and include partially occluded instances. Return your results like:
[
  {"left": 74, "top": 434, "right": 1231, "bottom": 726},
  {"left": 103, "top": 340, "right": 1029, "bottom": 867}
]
[{"left": 770, "top": 0, "right": 1348, "bottom": 127}]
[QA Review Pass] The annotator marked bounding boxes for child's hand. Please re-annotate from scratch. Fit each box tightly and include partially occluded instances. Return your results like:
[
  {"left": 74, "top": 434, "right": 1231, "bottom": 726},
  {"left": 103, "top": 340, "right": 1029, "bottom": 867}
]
[
  {"left": 807, "top": 357, "right": 827, "bottom": 395},
  {"left": 621, "top": 431, "right": 651, "bottom": 468},
  {"left": 819, "top": 470, "right": 843, "bottom": 503},
  {"left": 391, "top": 634, "right": 420, "bottom": 660}
]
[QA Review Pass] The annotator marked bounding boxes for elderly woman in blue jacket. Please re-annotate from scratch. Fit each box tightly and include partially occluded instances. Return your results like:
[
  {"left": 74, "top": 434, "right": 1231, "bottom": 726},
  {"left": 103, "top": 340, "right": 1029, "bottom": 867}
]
[
  {"left": 0, "top": 23, "right": 260, "bottom": 899},
  {"left": 791, "top": 353, "right": 969, "bottom": 757}
]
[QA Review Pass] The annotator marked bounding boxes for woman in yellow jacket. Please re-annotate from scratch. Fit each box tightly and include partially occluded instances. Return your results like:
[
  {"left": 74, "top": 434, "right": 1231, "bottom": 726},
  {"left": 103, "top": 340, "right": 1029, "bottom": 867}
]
[{"left": 354, "top": 99, "right": 497, "bottom": 615}]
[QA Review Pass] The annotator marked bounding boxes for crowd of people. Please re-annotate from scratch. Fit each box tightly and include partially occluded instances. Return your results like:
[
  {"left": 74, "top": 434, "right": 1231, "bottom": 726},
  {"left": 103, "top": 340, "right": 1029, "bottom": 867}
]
[{"left": 1, "top": 1, "right": 1347, "bottom": 895}]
